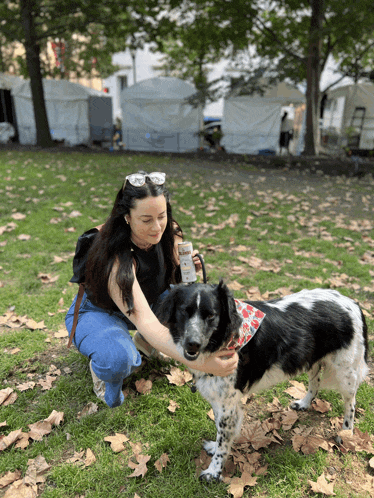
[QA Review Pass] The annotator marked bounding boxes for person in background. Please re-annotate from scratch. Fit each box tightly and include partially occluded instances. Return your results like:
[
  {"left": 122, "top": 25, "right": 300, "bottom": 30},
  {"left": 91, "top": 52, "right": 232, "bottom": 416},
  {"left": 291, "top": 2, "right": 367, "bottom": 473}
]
[
  {"left": 65, "top": 171, "right": 238, "bottom": 407},
  {"left": 279, "top": 111, "right": 293, "bottom": 154}
]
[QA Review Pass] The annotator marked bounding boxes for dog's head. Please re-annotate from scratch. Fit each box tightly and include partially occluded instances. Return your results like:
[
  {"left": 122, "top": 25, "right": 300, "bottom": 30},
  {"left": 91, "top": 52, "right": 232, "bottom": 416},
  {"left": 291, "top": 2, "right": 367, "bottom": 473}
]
[{"left": 156, "top": 280, "right": 242, "bottom": 361}]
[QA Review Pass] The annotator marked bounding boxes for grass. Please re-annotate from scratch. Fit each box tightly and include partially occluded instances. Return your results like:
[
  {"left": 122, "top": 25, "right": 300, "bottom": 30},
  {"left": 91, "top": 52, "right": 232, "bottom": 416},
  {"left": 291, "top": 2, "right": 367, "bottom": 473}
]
[{"left": 0, "top": 149, "right": 374, "bottom": 497}]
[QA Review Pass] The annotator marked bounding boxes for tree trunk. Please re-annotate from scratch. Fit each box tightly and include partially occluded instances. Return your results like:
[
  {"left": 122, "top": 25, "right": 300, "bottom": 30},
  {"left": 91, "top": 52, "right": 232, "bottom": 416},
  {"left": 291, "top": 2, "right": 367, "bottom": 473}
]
[
  {"left": 303, "top": 0, "right": 323, "bottom": 156},
  {"left": 20, "top": 0, "right": 54, "bottom": 147}
]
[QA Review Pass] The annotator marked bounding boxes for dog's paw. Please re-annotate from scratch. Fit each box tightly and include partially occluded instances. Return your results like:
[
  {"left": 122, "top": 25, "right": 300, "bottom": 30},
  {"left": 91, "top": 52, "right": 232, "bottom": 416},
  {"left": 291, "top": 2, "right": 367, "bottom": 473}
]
[
  {"left": 203, "top": 440, "right": 217, "bottom": 457},
  {"left": 199, "top": 469, "right": 222, "bottom": 483},
  {"left": 290, "top": 400, "right": 309, "bottom": 411}
]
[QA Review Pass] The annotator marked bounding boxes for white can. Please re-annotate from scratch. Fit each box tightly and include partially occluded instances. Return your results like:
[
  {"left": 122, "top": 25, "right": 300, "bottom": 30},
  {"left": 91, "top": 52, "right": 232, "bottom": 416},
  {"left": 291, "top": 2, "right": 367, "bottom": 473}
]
[{"left": 178, "top": 241, "right": 197, "bottom": 283}]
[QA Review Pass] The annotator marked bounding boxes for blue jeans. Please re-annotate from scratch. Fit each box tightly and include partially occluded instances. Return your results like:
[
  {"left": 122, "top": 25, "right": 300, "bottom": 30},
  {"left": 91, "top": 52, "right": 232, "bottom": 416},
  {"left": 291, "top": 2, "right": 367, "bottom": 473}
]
[{"left": 65, "top": 290, "right": 168, "bottom": 408}]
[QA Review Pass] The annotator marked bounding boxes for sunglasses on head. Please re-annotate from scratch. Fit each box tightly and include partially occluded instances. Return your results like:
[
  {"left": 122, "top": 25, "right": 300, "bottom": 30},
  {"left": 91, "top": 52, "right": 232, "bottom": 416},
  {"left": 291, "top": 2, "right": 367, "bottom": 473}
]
[{"left": 124, "top": 172, "right": 166, "bottom": 188}]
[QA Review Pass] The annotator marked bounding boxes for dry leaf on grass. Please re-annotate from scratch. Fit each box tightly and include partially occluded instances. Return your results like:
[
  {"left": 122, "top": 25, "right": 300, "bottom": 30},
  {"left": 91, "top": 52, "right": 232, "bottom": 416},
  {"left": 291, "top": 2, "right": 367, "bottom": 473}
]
[
  {"left": 337, "top": 428, "right": 374, "bottom": 453},
  {"left": 0, "top": 470, "right": 22, "bottom": 489},
  {"left": 54, "top": 329, "right": 68, "bottom": 338},
  {"left": 312, "top": 398, "right": 332, "bottom": 413},
  {"left": 135, "top": 379, "right": 152, "bottom": 395},
  {"left": 166, "top": 366, "right": 193, "bottom": 386},
  {"left": 308, "top": 473, "right": 336, "bottom": 496},
  {"left": 167, "top": 400, "right": 180, "bottom": 413},
  {"left": 104, "top": 433, "right": 129, "bottom": 453},
  {"left": 284, "top": 380, "right": 306, "bottom": 399},
  {"left": 292, "top": 428, "right": 333, "bottom": 455},
  {"left": 37, "top": 273, "right": 60, "bottom": 285},
  {"left": 66, "top": 449, "right": 96, "bottom": 467},
  {"left": 11, "top": 213, "right": 26, "bottom": 220},
  {"left": 16, "top": 382, "right": 36, "bottom": 392},
  {"left": 37, "top": 375, "right": 57, "bottom": 391},
  {"left": 77, "top": 402, "right": 98, "bottom": 420},
  {"left": 0, "top": 388, "right": 17, "bottom": 406},
  {"left": 3, "top": 479, "right": 38, "bottom": 498},
  {"left": 128, "top": 454, "right": 151, "bottom": 478},
  {"left": 0, "top": 429, "right": 23, "bottom": 451},
  {"left": 154, "top": 453, "right": 170, "bottom": 473},
  {"left": 207, "top": 408, "right": 215, "bottom": 421},
  {"left": 225, "top": 472, "right": 258, "bottom": 498}
]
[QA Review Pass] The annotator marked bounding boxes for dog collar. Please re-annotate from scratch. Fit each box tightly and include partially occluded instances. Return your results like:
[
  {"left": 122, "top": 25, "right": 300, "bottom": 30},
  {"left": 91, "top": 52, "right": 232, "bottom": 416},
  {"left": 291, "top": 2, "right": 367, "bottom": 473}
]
[{"left": 226, "top": 299, "right": 266, "bottom": 351}]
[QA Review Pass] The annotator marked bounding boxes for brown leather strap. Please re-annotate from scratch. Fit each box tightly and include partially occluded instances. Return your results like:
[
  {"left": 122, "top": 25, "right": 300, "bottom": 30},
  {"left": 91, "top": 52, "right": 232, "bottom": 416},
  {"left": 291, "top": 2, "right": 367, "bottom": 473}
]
[{"left": 67, "top": 283, "right": 85, "bottom": 349}]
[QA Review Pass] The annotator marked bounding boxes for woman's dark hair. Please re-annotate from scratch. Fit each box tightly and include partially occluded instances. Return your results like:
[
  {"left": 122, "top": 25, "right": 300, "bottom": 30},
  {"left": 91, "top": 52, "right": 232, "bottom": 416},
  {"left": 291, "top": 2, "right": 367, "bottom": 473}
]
[{"left": 85, "top": 172, "right": 182, "bottom": 314}]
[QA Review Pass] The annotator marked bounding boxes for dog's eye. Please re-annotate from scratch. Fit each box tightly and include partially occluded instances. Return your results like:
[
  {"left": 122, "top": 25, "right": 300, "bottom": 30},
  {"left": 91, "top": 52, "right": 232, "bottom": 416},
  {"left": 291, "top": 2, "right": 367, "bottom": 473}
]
[{"left": 207, "top": 315, "right": 215, "bottom": 322}]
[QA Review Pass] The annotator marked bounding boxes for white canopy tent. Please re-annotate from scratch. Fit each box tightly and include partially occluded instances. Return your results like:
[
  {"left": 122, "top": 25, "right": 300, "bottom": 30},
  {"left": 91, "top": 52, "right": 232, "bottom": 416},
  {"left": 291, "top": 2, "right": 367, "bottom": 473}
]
[
  {"left": 221, "top": 82, "right": 305, "bottom": 154},
  {"left": 12, "top": 79, "right": 112, "bottom": 146},
  {"left": 0, "top": 73, "right": 22, "bottom": 143},
  {"left": 121, "top": 77, "right": 202, "bottom": 152}
]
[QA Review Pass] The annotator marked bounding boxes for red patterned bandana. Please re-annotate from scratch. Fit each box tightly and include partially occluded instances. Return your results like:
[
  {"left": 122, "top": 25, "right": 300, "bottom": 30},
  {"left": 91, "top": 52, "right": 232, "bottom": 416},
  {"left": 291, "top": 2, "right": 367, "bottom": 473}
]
[{"left": 226, "top": 299, "right": 266, "bottom": 351}]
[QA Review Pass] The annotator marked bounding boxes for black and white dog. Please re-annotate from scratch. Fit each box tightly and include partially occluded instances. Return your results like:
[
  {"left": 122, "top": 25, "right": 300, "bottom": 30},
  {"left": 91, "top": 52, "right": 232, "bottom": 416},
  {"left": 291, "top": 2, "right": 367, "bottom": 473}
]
[{"left": 157, "top": 281, "right": 368, "bottom": 482}]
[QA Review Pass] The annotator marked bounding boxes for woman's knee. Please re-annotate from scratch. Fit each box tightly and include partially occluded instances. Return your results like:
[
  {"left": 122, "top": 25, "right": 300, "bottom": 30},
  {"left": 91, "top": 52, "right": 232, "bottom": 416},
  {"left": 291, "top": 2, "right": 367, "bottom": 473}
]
[{"left": 90, "top": 335, "right": 141, "bottom": 382}]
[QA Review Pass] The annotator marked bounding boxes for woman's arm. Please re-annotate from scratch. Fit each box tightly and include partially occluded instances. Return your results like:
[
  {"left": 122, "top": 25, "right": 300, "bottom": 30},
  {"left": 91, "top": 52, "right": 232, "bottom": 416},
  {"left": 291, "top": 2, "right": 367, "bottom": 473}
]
[{"left": 108, "top": 261, "right": 238, "bottom": 376}]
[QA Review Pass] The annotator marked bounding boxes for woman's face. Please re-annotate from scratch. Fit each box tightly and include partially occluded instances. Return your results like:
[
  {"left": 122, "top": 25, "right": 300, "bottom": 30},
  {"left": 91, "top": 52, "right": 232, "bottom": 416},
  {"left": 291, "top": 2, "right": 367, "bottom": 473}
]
[{"left": 127, "top": 195, "right": 167, "bottom": 249}]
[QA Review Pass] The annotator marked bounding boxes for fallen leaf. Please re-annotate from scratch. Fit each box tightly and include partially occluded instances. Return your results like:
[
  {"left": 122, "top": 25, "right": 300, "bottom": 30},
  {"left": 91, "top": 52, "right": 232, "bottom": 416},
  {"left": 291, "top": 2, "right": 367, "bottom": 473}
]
[
  {"left": 24, "top": 455, "right": 51, "bottom": 485},
  {"left": 54, "top": 329, "right": 68, "bottom": 338},
  {"left": 14, "top": 432, "right": 31, "bottom": 449},
  {"left": 37, "top": 375, "right": 56, "bottom": 391},
  {"left": 166, "top": 366, "right": 193, "bottom": 386},
  {"left": 69, "top": 210, "right": 82, "bottom": 218},
  {"left": 16, "top": 382, "right": 36, "bottom": 392},
  {"left": 0, "top": 429, "right": 23, "bottom": 451},
  {"left": 308, "top": 473, "right": 335, "bottom": 496},
  {"left": 3, "top": 479, "right": 38, "bottom": 498},
  {"left": 44, "top": 410, "right": 64, "bottom": 426},
  {"left": 84, "top": 448, "right": 96, "bottom": 466},
  {"left": 104, "top": 433, "right": 129, "bottom": 453},
  {"left": 77, "top": 402, "right": 98, "bottom": 420},
  {"left": 135, "top": 379, "right": 152, "bottom": 395},
  {"left": 207, "top": 408, "right": 215, "bottom": 421},
  {"left": 25, "top": 319, "right": 45, "bottom": 330},
  {"left": 0, "top": 470, "right": 22, "bottom": 488},
  {"left": 11, "top": 213, "right": 26, "bottom": 220},
  {"left": 0, "top": 388, "right": 15, "bottom": 406},
  {"left": 155, "top": 453, "right": 170, "bottom": 473},
  {"left": 17, "top": 234, "right": 31, "bottom": 241},
  {"left": 167, "top": 400, "right": 180, "bottom": 413},
  {"left": 37, "top": 273, "right": 59, "bottom": 284},
  {"left": 284, "top": 380, "right": 306, "bottom": 399},
  {"left": 312, "top": 398, "right": 331, "bottom": 413},
  {"left": 128, "top": 454, "right": 151, "bottom": 478},
  {"left": 28, "top": 421, "right": 53, "bottom": 441}
]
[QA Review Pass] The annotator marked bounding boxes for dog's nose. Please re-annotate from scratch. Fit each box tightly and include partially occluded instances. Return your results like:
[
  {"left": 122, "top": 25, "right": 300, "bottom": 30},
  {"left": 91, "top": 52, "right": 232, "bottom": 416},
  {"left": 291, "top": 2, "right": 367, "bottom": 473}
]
[{"left": 185, "top": 340, "right": 201, "bottom": 353}]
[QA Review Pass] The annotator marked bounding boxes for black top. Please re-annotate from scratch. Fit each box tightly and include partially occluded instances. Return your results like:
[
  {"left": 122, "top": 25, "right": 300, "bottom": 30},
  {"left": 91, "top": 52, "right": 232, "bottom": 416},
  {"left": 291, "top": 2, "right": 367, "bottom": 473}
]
[
  {"left": 131, "top": 241, "right": 167, "bottom": 306},
  {"left": 70, "top": 228, "right": 168, "bottom": 308}
]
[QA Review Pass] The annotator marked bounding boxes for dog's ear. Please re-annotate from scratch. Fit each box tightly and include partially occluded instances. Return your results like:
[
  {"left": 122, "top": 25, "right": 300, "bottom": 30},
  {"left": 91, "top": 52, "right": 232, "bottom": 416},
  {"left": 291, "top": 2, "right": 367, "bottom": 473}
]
[{"left": 216, "top": 279, "right": 243, "bottom": 341}]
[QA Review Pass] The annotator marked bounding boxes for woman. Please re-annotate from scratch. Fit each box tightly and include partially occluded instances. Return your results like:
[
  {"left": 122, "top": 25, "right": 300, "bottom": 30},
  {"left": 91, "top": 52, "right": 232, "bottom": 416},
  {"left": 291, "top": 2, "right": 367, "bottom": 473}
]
[{"left": 65, "top": 171, "right": 238, "bottom": 407}]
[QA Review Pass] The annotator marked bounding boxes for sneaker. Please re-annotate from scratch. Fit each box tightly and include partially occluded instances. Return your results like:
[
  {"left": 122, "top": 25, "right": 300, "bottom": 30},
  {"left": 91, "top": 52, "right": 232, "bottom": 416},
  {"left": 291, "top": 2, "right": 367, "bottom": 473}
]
[
  {"left": 133, "top": 332, "right": 170, "bottom": 361},
  {"left": 89, "top": 360, "right": 106, "bottom": 403}
]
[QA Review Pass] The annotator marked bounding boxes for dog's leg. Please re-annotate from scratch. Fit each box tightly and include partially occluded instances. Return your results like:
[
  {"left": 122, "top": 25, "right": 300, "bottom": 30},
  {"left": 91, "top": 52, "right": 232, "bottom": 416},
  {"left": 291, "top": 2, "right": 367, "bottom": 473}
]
[
  {"left": 199, "top": 389, "right": 243, "bottom": 482},
  {"left": 290, "top": 363, "right": 321, "bottom": 411}
]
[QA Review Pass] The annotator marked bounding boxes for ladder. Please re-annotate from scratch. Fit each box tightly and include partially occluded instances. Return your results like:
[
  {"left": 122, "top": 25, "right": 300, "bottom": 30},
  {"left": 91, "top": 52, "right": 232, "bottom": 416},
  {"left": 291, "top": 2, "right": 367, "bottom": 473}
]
[{"left": 348, "top": 107, "right": 366, "bottom": 148}]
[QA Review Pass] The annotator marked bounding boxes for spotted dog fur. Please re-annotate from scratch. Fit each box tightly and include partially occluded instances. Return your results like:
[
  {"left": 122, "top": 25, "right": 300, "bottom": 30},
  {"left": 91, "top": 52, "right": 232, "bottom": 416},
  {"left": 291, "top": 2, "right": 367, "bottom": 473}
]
[{"left": 157, "top": 281, "right": 368, "bottom": 482}]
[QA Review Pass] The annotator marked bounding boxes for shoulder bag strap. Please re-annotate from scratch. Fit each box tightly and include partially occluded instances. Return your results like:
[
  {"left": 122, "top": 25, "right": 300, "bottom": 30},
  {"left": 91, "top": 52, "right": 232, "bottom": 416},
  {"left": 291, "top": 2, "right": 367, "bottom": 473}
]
[{"left": 67, "top": 282, "right": 85, "bottom": 349}]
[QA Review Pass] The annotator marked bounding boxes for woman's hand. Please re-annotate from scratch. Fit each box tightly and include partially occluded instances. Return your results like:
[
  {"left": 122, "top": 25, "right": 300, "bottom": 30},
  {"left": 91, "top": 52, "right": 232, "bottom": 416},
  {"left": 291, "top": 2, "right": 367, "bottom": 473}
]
[
  {"left": 192, "top": 250, "right": 203, "bottom": 272},
  {"left": 193, "top": 349, "right": 239, "bottom": 377}
]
